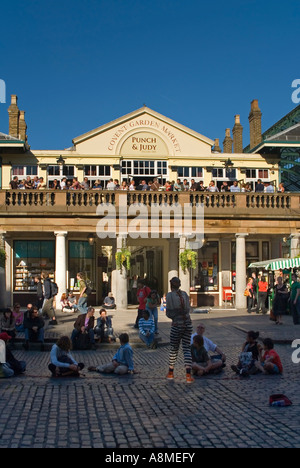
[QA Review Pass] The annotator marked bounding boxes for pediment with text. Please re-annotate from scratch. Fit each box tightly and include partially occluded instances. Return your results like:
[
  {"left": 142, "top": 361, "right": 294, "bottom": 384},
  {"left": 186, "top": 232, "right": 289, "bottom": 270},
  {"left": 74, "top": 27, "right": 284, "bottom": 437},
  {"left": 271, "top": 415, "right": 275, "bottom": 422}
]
[{"left": 72, "top": 107, "right": 214, "bottom": 158}]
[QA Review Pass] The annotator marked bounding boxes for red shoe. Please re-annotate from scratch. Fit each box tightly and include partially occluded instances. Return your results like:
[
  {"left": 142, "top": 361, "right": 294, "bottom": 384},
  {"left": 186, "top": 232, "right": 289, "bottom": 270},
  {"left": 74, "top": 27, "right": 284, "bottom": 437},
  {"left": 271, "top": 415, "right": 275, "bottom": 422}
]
[
  {"left": 186, "top": 373, "right": 195, "bottom": 384},
  {"left": 166, "top": 370, "right": 174, "bottom": 380}
]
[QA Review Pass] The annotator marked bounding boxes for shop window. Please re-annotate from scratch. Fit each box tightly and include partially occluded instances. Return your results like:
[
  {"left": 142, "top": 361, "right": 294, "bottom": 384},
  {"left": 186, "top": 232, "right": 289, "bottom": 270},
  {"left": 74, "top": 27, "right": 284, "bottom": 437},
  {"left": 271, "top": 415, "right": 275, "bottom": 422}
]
[
  {"left": 14, "top": 240, "right": 55, "bottom": 291},
  {"left": 68, "top": 241, "right": 95, "bottom": 291},
  {"left": 193, "top": 242, "right": 219, "bottom": 292}
]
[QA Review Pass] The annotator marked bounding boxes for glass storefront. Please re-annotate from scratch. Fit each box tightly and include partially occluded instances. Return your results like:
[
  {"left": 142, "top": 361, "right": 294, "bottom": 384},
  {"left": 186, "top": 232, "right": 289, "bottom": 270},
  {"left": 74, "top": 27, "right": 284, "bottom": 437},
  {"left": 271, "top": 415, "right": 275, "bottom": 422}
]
[
  {"left": 68, "top": 241, "right": 95, "bottom": 291},
  {"left": 192, "top": 241, "right": 219, "bottom": 292},
  {"left": 14, "top": 240, "right": 55, "bottom": 291}
]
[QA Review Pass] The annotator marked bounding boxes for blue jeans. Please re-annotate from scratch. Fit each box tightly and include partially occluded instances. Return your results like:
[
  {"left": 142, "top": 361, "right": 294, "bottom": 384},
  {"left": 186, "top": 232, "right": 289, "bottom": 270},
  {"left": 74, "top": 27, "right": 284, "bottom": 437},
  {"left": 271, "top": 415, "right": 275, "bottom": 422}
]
[
  {"left": 139, "top": 332, "right": 155, "bottom": 348},
  {"left": 25, "top": 328, "right": 44, "bottom": 343},
  {"left": 71, "top": 328, "right": 95, "bottom": 346},
  {"left": 77, "top": 296, "right": 88, "bottom": 315},
  {"left": 147, "top": 307, "right": 158, "bottom": 333}
]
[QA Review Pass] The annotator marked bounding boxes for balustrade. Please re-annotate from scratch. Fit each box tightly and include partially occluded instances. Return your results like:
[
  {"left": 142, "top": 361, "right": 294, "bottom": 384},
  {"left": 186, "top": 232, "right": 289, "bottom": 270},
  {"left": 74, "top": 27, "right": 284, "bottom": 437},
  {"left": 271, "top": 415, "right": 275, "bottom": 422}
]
[{"left": 0, "top": 190, "right": 298, "bottom": 215}]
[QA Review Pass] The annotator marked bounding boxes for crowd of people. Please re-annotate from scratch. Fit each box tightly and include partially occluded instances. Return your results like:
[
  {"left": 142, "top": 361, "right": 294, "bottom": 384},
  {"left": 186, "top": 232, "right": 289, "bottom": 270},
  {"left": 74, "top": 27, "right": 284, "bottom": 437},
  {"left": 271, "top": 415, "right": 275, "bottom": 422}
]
[
  {"left": 244, "top": 271, "right": 300, "bottom": 326},
  {"left": 0, "top": 273, "right": 291, "bottom": 383},
  {"left": 9, "top": 174, "right": 286, "bottom": 193}
]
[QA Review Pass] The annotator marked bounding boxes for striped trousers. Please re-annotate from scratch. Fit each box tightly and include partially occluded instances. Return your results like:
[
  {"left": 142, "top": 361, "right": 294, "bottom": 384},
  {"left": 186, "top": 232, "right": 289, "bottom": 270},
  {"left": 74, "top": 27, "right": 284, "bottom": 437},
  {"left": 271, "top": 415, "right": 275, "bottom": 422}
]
[{"left": 169, "top": 321, "right": 193, "bottom": 369}]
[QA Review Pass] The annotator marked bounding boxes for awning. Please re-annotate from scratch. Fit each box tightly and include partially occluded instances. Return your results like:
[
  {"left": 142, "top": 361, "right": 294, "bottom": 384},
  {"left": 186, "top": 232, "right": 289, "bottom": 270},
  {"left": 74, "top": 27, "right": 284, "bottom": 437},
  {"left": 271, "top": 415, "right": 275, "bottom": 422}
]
[{"left": 249, "top": 257, "right": 300, "bottom": 271}]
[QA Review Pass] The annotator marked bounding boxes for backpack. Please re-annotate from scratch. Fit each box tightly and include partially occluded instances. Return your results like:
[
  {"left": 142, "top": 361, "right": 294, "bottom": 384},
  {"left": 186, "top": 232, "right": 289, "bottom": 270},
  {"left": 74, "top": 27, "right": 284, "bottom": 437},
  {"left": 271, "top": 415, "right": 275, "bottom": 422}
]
[
  {"left": 85, "top": 281, "right": 92, "bottom": 296},
  {"left": 50, "top": 281, "right": 59, "bottom": 297}
]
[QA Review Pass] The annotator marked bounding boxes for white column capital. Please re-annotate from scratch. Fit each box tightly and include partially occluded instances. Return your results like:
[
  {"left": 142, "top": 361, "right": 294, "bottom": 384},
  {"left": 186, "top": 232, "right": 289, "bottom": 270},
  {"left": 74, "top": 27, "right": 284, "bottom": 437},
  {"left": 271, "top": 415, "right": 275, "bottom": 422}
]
[
  {"left": 54, "top": 231, "right": 68, "bottom": 237},
  {"left": 235, "top": 233, "right": 249, "bottom": 239}
]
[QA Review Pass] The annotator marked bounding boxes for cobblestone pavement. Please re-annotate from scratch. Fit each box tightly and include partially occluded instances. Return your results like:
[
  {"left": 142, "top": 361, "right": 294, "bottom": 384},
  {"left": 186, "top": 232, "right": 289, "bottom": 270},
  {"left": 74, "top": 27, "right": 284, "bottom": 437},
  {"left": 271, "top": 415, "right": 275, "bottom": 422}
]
[{"left": 1, "top": 308, "right": 300, "bottom": 449}]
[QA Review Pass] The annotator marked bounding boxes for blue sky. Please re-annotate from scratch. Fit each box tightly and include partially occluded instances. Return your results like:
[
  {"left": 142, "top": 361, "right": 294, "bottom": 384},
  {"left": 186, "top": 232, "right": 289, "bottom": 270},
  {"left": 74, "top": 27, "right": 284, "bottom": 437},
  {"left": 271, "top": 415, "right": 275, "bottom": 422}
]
[{"left": 0, "top": 0, "right": 299, "bottom": 149}]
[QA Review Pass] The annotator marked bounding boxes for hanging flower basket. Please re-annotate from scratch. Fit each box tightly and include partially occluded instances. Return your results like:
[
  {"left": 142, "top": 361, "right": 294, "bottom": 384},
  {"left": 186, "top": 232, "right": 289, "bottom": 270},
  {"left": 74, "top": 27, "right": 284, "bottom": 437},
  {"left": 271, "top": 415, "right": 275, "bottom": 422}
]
[
  {"left": 180, "top": 249, "right": 198, "bottom": 273},
  {"left": 116, "top": 248, "right": 131, "bottom": 271}
]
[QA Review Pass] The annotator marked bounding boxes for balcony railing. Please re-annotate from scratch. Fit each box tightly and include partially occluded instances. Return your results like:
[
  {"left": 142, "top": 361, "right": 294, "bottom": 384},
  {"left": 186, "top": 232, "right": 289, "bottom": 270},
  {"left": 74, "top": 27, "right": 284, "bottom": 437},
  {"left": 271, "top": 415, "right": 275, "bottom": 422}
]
[{"left": 0, "top": 190, "right": 299, "bottom": 217}]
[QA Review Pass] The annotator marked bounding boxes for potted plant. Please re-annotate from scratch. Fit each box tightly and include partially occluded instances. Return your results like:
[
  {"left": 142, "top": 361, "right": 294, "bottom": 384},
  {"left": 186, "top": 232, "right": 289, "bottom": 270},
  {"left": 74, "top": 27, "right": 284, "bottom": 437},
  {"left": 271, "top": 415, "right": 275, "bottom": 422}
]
[
  {"left": 115, "top": 248, "right": 131, "bottom": 271},
  {"left": 179, "top": 249, "right": 198, "bottom": 273}
]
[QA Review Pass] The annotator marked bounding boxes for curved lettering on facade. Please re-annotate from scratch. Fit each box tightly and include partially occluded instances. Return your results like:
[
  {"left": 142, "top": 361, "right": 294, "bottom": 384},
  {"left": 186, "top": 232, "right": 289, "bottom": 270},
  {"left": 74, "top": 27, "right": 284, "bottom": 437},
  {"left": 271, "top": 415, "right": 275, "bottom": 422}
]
[{"left": 107, "top": 117, "right": 181, "bottom": 154}]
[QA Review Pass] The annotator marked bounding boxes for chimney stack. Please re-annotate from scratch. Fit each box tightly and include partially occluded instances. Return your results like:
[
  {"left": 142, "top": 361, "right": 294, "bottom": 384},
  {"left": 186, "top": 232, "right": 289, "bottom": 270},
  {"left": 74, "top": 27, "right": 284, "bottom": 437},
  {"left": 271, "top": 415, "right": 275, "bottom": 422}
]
[
  {"left": 248, "top": 99, "right": 262, "bottom": 149},
  {"left": 8, "top": 95, "right": 20, "bottom": 138},
  {"left": 232, "top": 114, "right": 243, "bottom": 153},
  {"left": 223, "top": 128, "right": 233, "bottom": 153},
  {"left": 19, "top": 111, "right": 27, "bottom": 142},
  {"left": 212, "top": 138, "right": 222, "bottom": 153}
]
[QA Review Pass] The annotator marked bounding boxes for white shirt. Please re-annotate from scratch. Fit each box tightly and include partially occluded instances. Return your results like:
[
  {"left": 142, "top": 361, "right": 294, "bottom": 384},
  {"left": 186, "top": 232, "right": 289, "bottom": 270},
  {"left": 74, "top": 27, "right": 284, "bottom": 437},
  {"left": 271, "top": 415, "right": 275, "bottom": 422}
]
[
  {"left": 190, "top": 333, "right": 218, "bottom": 352},
  {"left": 106, "top": 182, "right": 116, "bottom": 190}
]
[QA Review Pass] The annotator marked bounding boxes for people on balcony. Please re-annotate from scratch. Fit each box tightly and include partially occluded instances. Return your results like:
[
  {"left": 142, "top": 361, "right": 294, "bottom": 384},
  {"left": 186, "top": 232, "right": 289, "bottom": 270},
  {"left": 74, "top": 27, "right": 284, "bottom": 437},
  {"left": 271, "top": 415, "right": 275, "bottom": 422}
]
[{"left": 7, "top": 175, "right": 285, "bottom": 193}]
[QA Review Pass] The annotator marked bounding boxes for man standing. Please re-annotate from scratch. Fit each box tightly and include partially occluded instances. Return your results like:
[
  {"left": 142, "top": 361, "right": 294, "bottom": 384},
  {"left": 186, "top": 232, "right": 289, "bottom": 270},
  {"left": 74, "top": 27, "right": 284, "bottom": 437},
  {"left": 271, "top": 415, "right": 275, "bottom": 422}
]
[
  {"left": 76, "top": 272, "right": 88, "bottom": 315},
  {"left": 135, "top": 280, "right": 151, "bottom": 328},
  {"left": 41, "top": 272, "right": 57, "bottom": 325},
  {"left": 166, "top": 277, "right": 194, "bottom": 384}
]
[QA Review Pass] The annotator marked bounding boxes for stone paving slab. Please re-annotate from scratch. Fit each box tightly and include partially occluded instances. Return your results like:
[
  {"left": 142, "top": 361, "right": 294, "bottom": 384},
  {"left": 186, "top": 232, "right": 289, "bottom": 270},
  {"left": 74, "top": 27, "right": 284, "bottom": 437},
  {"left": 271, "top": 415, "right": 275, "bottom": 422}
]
[{"left": 1, "top": 308, "right": 300, "bottom": 449}]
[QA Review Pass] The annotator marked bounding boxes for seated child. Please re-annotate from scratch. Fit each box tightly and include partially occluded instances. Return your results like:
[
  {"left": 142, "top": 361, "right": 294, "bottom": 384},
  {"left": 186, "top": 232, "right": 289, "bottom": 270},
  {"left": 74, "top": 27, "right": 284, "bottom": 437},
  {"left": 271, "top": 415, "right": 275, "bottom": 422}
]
[
  {"left": 88, "top": 333, "right": 135, "bottom": 375},
  {"left": 231, "top": 331, "right": 261, "bottom": 376},
  {"left": 255, "top": 337, "right": 283, "bottom": 375},
  {"left": 48, "top": 336, "right": 85, "bottom": 377},
  {"left": 191, "top": 335, "right": 223, "bottom": 376}
]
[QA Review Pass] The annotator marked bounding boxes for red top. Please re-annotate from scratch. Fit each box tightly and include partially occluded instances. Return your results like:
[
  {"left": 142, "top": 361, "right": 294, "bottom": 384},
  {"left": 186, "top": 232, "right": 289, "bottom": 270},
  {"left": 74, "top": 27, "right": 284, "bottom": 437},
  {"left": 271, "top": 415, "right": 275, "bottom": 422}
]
[
  {"left": 263, "top": 349, "right": 283, "bottom": 373},
  {"left": 137, "top": 286, "right": 151, "bottom": 310},
  {"left": 258, "top": 281, "right": 268, "bottom": 293}
]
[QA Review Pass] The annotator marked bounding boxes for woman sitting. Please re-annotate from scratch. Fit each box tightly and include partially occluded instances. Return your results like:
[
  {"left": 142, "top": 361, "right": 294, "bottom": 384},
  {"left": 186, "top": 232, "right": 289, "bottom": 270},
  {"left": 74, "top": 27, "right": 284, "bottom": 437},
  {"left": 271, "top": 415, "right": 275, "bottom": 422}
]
[
  {"left": 0, "top": 309, "right": 16, "bottom": 347},
  {"left": 60, "top": 293, "right": 73, "bottom": 313},
  {"left": 48, "top": 336, "right": 84, "bottom": 377}
]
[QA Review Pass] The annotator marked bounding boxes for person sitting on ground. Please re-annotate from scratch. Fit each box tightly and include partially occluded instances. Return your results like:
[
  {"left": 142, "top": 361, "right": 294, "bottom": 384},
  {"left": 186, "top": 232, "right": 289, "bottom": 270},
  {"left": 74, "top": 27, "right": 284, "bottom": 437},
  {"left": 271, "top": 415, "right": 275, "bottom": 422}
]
[
  {"left": 48, "top": 336, "right": 85, "bottom": 378},
  {"left": 12, "top": 303, "right": 25, "bottom": 332},
  {"left": 103, "top": 292, "right": 116, "bottom": 310},
  {"left": 255, "top": 338, "right": 283, "bottom": 375},
  {"left": 88, "top": 333, "right": 136, "bottom": 375},
  {"left": 231, "top": 331, "right": 261, "bottom": 377},
  {"left": 138, "top": 310, "right": 157, "bottom": 349},
  {"left": 94, "top": 308, "right": 115, "bottom": 343},
  {"left": 191, "top": 323, "right": 226, "bottom": 365},
  {"left": 191, "top": 335, "right": 223, "bottom": 376},
  {"left": 67, "top": 291, "right": 78, "bottom": 311},
  {"left": 0, "top": 332, "right": 26, "bottom": 378},
  {"left": 0, "top": 309, "right": 16, "bottom": 347},
  {"left": 60, "top": 293, "right": 73, "bottom": 313},
  {"left": 23, "top": 306, "right": 45, "bottom": 351},
  {"left": 71, "top": 307, "right": 96, "bottom": 350}
]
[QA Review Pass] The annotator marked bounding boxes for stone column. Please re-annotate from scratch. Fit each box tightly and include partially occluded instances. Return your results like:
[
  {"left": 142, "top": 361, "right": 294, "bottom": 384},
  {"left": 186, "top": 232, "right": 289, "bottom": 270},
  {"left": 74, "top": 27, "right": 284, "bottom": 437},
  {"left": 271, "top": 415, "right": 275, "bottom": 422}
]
[
  {"left": 290, "top": 233, "right": 300, "bottom": 258},
  {"left": 0, "top": 231, "right": 8, "bottom": 308},
  {"left": 235, "top": 233, "right": 248, "bottom": 309},
  {"left": 168, "top": 239, "right": 179, "bottom": 291},
  {"left": 54, "top": 232, "right": 68, "bottom": 309},
  {"left": 179, "top": 236, "right": 190, "bottom": 295},
  {"left": 115, "top": 235, "right": 128, "bottom": 309}
]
